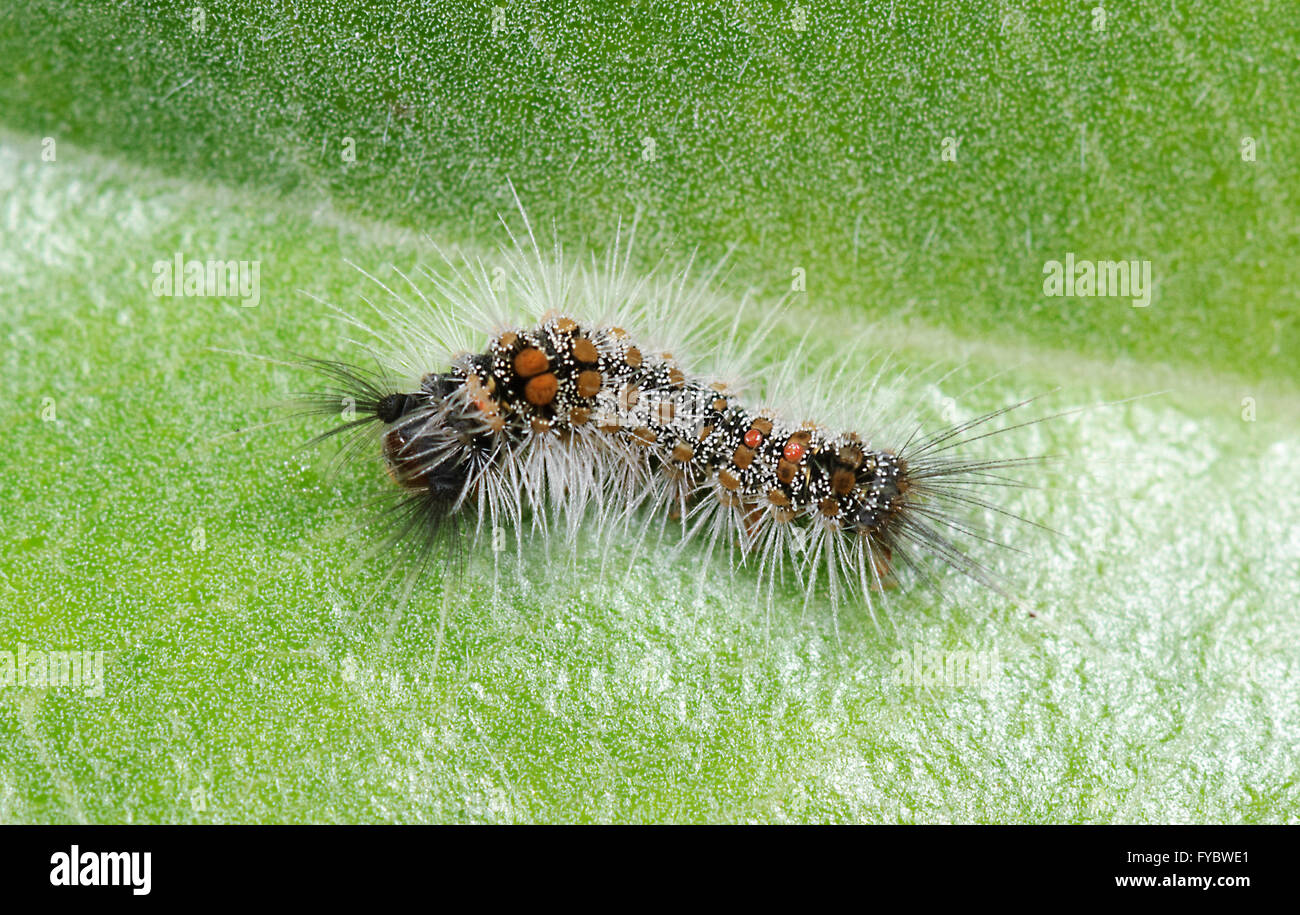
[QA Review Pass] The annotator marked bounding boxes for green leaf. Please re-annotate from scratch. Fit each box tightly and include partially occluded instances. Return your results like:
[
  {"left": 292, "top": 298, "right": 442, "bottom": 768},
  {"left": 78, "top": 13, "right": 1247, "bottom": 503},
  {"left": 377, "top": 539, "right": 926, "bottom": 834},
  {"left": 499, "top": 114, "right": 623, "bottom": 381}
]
[{"left": 1, "top": 1, "right": 1297, "bottom": 823}]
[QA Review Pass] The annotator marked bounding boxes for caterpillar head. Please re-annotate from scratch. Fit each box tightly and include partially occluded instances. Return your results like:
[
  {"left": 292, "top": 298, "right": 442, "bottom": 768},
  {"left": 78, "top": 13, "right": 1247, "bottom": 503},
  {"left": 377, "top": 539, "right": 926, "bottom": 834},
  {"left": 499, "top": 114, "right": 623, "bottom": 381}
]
[{"left": 378, "top": 373, "right": 491, "bottom": 498}]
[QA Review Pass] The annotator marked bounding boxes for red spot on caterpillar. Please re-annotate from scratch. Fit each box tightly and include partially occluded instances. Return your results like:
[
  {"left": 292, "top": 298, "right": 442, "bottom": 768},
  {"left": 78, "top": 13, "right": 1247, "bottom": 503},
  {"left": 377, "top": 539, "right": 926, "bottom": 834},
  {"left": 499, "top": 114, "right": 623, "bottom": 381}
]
[
  {"left": 782, "top": 439, "right": 807, "bottom": 462},
  {"left": 524, "top": 372, "right": 559, "bottom": 406},
  {"left": 743, "top": 428, "right": 763, "bottom": 448},
  {"left": 514, "top": 347, "right": 549, "bottom": 378}
]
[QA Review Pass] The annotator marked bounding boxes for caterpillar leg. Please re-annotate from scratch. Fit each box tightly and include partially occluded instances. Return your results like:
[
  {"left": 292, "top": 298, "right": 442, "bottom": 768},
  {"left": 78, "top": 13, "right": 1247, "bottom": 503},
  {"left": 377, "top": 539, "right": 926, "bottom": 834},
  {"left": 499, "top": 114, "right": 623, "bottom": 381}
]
[
  {"left": 740, "top": 503, "right": 766, "bottom": 550},
  {"left": 871, "top": 544, "right": 897, "bottom": 591}
]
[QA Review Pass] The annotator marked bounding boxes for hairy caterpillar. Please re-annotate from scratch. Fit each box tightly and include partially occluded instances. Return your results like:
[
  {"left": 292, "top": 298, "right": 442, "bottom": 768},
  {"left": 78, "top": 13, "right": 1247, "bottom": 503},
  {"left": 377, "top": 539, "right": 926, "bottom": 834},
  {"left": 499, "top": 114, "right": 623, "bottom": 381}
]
[{"left": 298, "top": 206, "right": 1052, "bottom": 625}]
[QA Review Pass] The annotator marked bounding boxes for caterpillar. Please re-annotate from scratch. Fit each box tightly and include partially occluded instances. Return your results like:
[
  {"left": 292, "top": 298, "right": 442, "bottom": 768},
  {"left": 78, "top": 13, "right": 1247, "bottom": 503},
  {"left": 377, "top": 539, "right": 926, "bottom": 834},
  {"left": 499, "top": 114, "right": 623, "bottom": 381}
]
[{"left": 298, "top": 207, "right": 1052, "bottom": 624}]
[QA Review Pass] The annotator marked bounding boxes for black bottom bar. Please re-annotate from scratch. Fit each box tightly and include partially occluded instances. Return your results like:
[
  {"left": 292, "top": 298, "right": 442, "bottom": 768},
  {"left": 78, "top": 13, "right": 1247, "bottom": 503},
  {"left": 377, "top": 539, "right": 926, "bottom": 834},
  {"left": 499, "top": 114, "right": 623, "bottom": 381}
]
[{"left": 0, "top": 824, "right": 1288, "bottom": 901}]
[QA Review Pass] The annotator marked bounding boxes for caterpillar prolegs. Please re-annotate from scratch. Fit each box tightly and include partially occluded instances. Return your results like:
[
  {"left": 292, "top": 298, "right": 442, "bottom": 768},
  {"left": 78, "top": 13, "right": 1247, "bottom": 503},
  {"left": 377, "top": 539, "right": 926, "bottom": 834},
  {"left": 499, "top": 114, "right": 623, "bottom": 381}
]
[{"left": 302, "top": 219, "right": 1050, "bottom": 623}]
